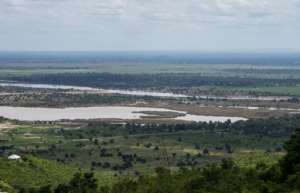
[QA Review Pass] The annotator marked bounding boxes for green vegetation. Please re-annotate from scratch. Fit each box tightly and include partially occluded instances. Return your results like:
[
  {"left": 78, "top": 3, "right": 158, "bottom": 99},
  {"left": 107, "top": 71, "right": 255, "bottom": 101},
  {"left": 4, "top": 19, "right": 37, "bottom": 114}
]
[
  {"left": 2, "top": 115, "right": 299, "bottom": 192},
  {"left": 1, "top": 61, "right": 300, "bottom": 79},
  {"left": 220, "top": 86, "right": 300, "bottom": 96},
  {"left": 0, "top": 155, "right": 117, "bottom": 191},
  {"left": 0, "top": 155, "right": 76, "bottom": 189},
  {"left": 3, "top": 71, "right": 300, "bottom": 97},
  {"left": 5, "top": 72, "right": 300, "bottom": 88},
  {"left": 2, "top": 56, "right": 300, "bottom": 98},
  {"left": 9, "top": 128, "right": 300, "bottom": 193},
  {"left": 1, "top": 55, "right": 300, "bottom": 192}
]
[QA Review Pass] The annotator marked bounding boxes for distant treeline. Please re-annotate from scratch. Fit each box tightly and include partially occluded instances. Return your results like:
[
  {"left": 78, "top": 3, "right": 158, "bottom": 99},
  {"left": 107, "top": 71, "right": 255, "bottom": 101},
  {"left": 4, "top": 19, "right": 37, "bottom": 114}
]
[
  {"left": 1, "top": 52, "right": 299, "bottom": 65},
  {"left": 57, "top": 114, "right": 300, "bottom": 139},
  {"left": 5, "top": 73, "right": 300, "bottom": 88},
  {"left": 0, "top": 92, "right": 150, "bottom": 107}
]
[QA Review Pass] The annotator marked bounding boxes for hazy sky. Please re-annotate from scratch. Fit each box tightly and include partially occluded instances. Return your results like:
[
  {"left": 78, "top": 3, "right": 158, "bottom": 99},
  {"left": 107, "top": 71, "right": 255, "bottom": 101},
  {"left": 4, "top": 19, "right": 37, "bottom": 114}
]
[{"left": 0, "top": 0, "right": 300, "bottom": 51}]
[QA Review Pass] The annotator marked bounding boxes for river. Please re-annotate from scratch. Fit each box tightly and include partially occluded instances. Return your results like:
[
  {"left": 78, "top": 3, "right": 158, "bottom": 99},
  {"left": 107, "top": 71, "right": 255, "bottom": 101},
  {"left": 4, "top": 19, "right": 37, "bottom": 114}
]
[
  {"left": 0, "top": 82, "right": 292, "bottom": 101},
  {"left": 0, "top": 106, "right": 247, "bottom": 122}
]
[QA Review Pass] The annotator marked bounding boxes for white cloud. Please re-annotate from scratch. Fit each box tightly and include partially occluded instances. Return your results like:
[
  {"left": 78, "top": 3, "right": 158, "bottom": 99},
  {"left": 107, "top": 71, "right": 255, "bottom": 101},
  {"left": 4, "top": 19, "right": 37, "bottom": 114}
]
[
  {"left": 0, "top": 0, "right": 299, "bottom": 50},
  {"left": 0, "top": 0, "right": 298, "bottom": 27}
]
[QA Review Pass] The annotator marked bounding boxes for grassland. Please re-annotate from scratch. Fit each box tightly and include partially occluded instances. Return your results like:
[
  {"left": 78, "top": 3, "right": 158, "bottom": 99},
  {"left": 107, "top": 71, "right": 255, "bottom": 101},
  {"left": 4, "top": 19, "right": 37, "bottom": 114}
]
[
  {"left": 0, "top": 120, "right": 287, "bottom": 176},
  {"left": 0, "top": 118, "right": 288, "bottom": 192},
  {"left": 0, "top": 155, "right": 76, "bottom": 188},
  {"left": 0, "top": 155, "right": 117, "bottom": 191}
]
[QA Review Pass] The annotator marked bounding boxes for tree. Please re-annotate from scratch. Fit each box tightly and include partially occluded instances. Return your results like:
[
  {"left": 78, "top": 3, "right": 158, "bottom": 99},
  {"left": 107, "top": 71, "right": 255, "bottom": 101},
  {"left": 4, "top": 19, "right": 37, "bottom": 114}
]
[
  {"left": 54, "top": 184, "right": 69, "bottom": 193},
  {"left": 280, "top": 128, "right": 300, "bottom": 178},
  {"left": 54, "top": 173, "right": 98, "bottom": 193},
  {"left": 38, "top": 185, "right": 52, "bottom": 193},
  {"left": 203, "top": 148, "right": 210, "bottom": 155}
]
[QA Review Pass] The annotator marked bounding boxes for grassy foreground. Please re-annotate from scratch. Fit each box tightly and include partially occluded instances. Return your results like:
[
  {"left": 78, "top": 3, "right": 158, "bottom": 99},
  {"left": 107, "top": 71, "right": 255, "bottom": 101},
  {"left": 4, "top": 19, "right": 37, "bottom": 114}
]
[{"left": 0, "top": 155, "right": 116, "bottom": 192}]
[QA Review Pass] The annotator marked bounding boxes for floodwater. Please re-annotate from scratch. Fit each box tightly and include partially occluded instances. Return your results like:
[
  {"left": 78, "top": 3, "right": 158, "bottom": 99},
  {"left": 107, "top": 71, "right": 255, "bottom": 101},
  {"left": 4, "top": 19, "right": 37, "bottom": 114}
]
[{"left": 0, "top": 106, "right": 247, "bottom": 122}]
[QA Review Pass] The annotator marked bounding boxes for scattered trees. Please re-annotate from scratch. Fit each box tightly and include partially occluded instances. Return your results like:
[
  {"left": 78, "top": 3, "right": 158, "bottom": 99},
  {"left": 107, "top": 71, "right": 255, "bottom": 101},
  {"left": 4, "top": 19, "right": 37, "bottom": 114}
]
[{"left": 19, "top": 128, "right": 300, "bottom": 193}]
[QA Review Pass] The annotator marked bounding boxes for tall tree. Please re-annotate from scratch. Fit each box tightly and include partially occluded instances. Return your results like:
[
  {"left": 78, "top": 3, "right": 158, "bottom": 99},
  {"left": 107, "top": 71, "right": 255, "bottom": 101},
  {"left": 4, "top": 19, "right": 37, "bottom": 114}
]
[{"left": 280, "top": 128, "right": 300, "bottom": 177}]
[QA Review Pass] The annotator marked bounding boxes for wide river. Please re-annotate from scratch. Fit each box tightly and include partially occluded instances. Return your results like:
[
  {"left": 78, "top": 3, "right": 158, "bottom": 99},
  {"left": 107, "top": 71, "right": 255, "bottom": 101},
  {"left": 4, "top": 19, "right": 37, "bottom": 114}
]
[{"left": 0, "top": 106, "right": 247, "bottom": 122}]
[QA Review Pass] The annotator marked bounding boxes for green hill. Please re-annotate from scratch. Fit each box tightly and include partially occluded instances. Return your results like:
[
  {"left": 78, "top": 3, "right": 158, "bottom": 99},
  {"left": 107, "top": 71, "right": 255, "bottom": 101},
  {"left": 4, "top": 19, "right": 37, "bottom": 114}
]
[{"left": 0, "top": 155, "right": 77, "bottom": 191}]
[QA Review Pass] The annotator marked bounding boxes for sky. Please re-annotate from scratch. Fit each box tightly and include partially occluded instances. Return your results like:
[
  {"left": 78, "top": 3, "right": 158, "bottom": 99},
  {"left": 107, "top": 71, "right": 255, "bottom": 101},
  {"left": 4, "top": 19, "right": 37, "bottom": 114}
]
[{"left": 0, "top": 0, "right": 300, "bottom": 51}]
